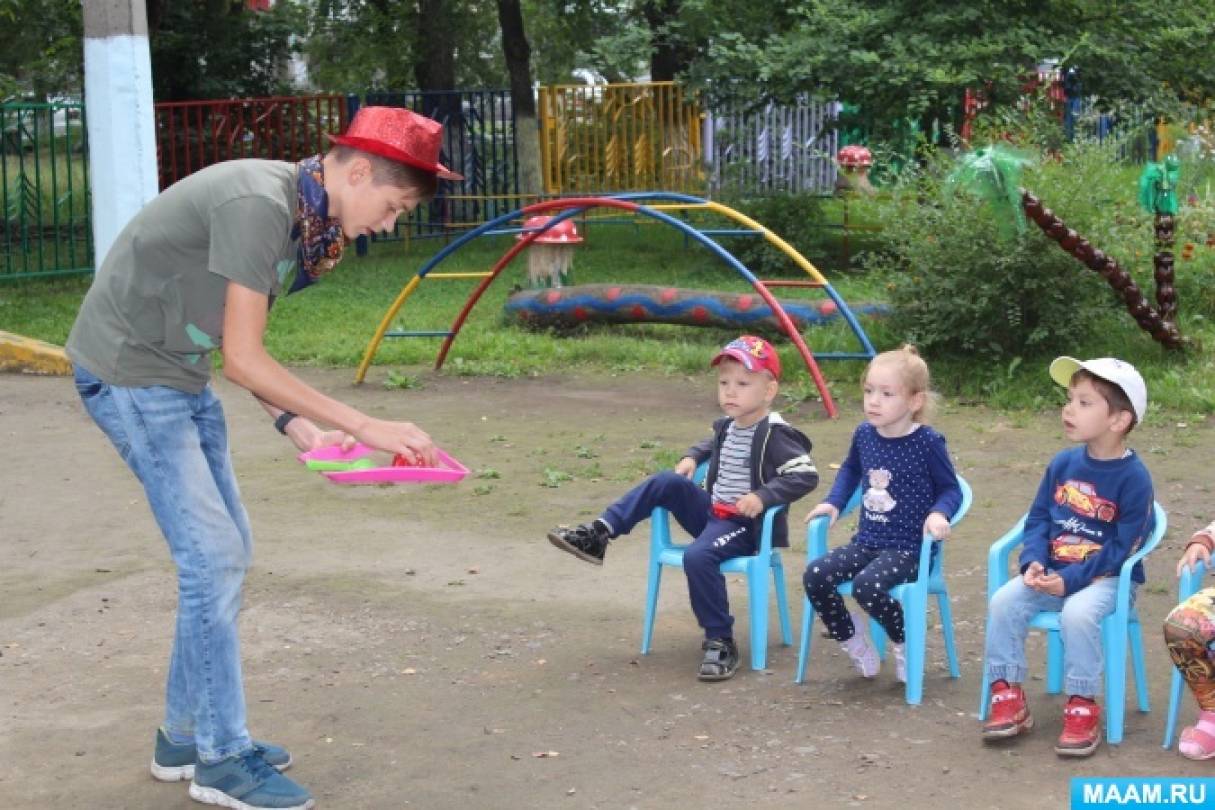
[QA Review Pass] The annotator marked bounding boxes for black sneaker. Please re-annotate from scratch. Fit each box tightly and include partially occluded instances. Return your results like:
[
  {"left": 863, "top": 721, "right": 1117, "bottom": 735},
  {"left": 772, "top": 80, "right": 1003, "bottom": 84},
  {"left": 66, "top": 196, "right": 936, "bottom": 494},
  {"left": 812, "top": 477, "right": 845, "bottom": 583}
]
[
  {"left": 697, "top": 637, "right": 740, "bottom": 682},
  {"left": 547, "top": 520, "right": 610, "bottom": 565}
]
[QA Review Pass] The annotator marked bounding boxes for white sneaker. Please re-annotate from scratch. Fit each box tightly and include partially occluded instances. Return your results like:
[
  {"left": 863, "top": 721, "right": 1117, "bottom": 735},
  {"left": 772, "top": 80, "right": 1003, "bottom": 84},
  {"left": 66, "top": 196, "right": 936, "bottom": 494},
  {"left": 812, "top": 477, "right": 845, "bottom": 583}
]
[
  {"left": 893, "top": 642, "right": 907, "bottom": 683},
  {"left": 841, "top": 612, "right": 879, "bottom": 678}
]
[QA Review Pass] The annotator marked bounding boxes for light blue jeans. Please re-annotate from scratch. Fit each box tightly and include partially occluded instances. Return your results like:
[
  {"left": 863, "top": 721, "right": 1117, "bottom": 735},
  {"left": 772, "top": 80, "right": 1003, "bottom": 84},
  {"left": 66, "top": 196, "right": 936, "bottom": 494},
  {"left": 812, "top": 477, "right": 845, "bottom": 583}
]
[
  {"left": 985, "top": 575, "right": 1129, "bottom": 697},
  {"left": 74, "top": 364, "right": 254, "bottom": 762}
]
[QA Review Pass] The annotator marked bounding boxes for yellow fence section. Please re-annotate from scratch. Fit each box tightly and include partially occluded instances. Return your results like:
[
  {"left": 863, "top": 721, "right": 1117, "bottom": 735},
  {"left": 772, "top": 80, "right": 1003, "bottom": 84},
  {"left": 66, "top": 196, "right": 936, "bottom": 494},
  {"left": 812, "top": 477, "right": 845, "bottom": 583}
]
[{"left": 538, "top": 82, "right": 704, "bottom": 194}]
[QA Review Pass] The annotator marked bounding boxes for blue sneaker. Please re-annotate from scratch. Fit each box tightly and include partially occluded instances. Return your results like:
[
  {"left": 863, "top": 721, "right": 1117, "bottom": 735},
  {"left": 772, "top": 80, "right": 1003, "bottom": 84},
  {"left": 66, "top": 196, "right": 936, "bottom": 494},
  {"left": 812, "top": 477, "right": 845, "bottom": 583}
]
[
  {"left": 189, "top": 748, "right": 314, "bottom": 810},
  {"left": 151, "top": 728, "right": 292, "bottom": 782}
]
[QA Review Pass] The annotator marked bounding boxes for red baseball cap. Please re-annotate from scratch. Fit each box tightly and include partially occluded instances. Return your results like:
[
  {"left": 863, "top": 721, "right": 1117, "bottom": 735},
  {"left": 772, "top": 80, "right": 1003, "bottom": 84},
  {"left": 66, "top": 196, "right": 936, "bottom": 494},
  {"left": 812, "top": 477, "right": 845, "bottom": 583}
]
[
  {"left": 711, "top": 335, "right": 781, "bottom": 380},
  {"left": 328, "top": 106, "right": 463, "bottom": 181}
]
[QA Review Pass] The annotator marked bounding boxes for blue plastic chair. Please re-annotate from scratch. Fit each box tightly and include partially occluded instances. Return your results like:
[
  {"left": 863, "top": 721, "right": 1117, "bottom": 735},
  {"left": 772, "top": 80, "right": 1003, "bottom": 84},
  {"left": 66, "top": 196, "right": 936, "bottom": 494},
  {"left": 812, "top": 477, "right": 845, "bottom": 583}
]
[
  {"left": 794, "top": 476, "right": 973, "bottom": 705},
  {"left": 978, "top": 502, "right": 1167, "bottom": 745},
  {"left": 642, "top": 463, "right": 793, "bottom": 671},
  {"left": 1164, "top": 558, "right": 1207, "bottom": 749}
]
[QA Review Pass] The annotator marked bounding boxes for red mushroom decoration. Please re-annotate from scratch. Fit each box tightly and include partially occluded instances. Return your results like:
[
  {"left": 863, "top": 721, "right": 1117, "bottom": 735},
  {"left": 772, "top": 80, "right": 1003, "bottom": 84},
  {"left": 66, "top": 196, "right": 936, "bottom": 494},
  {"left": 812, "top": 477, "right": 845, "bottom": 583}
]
[
  {"left": 517, "top": 215, "right": 584, "bottom": 288},
  {"left": 836, "top": 145, "right": 876, "bottom": 194}
]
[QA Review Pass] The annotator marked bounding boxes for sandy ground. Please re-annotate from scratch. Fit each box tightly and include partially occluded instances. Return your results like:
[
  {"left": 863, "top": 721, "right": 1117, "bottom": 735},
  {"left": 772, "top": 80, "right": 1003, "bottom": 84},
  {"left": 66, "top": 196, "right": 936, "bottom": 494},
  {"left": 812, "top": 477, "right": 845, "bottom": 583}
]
[{"left": 2, "top": 366, "right": 1214, "bottom": 810}]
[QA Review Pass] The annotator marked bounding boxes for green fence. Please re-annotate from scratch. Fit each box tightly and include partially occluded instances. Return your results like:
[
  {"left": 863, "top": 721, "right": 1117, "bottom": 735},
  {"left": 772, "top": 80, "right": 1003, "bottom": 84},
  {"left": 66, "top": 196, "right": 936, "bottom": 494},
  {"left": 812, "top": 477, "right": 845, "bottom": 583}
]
[{"left": 1, "top": 102, "right": 92, "bottom": 280}]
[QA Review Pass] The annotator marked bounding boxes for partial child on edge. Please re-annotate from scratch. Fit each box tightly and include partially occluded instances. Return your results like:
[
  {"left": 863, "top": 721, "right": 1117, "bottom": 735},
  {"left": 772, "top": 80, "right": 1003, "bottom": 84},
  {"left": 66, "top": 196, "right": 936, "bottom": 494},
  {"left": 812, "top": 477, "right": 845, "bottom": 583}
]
[
  {"left": 802, "top": 345, "right": 962, "bottom": 683},
  {"left": 982, "top": 356, "right": 1154, "bottom": 758},
  {"left": 1163, "top": 519, "right": 1215, "bottom": 760},
  {"left": 546, "top": 335, "right": 819, "bottom": 681}
]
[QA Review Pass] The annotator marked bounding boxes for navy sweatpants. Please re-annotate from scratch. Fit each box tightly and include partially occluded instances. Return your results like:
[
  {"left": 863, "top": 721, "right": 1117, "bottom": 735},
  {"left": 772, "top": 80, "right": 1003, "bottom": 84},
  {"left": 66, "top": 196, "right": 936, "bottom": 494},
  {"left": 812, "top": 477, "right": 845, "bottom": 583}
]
[
  {"left": 802, "top": 541, "right": 921, "bottom": 644},
  {"left": 602, "top": 471, "right": 755, "bottom": 640}
]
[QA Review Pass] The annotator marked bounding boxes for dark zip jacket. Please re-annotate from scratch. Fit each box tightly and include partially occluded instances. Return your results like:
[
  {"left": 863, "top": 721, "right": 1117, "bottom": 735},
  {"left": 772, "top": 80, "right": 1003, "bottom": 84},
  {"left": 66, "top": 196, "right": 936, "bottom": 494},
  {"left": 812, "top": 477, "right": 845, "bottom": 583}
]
[{"left": 685, "top": 412, "right": 819, "bottom": 547}]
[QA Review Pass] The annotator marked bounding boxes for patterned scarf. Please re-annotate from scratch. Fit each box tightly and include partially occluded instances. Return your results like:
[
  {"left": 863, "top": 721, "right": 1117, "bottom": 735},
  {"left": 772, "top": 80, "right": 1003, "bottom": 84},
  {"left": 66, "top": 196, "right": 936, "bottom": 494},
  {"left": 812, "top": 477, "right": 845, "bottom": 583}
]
[{"left": 289, "top": 154, "right": 346, "bottom": 295}]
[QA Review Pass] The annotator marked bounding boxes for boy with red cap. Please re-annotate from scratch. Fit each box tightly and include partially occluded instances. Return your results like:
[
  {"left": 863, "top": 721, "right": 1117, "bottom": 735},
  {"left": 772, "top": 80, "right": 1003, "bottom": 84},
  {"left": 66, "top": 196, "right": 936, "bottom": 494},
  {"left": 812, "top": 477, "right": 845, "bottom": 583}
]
[
  {"left": 547, "top": 335, "right": 818, "bottom": 681},
  {"left": 65, "top": 106, "right": 460, "bottom": 810}
]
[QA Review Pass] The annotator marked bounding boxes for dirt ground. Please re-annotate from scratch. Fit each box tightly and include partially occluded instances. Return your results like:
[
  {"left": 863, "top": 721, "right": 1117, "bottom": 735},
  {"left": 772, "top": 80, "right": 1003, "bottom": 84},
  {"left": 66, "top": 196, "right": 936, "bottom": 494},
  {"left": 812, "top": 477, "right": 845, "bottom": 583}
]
[{"left": 2, "top": 365, "right": 1214, "bottom": 810}]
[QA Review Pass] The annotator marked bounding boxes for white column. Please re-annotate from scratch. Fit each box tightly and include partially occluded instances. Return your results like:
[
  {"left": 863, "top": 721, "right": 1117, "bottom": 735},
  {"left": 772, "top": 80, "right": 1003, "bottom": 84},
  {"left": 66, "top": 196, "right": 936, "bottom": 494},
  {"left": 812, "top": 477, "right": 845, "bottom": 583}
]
[{"left": 83, "top": 0, "right": 158, "bottom": 269}]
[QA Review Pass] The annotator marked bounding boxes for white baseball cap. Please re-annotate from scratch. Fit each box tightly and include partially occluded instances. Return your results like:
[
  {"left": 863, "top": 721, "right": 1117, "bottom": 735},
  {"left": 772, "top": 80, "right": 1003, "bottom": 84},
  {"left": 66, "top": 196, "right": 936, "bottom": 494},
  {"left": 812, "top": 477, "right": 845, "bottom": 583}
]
[{"left": 1049, "top": 356, "right": 1147, "bottom": 424}]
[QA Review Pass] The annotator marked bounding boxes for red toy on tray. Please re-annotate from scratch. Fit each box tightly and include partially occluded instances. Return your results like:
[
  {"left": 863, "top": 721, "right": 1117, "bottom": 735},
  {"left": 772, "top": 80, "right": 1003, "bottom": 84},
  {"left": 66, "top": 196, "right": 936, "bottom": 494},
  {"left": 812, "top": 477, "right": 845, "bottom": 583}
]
[{"left": 297, "top": 443, "right": 469, "bottom": 485}]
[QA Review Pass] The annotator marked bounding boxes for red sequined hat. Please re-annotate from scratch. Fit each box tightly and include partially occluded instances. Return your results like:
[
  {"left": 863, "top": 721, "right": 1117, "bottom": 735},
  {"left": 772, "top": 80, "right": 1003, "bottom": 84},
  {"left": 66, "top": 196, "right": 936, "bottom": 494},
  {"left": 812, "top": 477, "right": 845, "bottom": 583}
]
[{"left": 328, "top": 106, "right": 463, "bottom": 181}]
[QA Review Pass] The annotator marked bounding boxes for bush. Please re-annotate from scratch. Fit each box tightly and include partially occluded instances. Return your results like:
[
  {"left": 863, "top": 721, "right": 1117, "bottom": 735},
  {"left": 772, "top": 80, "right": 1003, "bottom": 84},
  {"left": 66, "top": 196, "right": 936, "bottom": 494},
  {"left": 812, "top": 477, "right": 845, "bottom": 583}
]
[
  {"left": 862, "top": 137, "right": 1177, "bottom": 361},
  {"left": 717, "top": 193, "right": 828, "bottom": 277}
]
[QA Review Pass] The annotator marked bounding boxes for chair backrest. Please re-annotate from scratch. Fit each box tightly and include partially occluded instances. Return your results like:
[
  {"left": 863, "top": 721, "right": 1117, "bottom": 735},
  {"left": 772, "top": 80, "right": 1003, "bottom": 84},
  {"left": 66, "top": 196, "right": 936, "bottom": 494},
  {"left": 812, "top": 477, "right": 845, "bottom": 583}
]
[
  {"left": 987, "top": 500, "right": 1168, "bottom": 602},
  {"left": 807, "top": 475, "right": 973, "bottom": 581}
]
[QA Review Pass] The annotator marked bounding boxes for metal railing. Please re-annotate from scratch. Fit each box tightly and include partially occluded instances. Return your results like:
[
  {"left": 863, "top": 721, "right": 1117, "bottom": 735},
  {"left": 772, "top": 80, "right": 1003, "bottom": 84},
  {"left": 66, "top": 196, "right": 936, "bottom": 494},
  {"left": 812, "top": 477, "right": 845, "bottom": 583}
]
[
  {"left": 155, "top": 95, "right": 347, "bottom": 189},
  {"left": 1, "top": 102, "right": 92, "bottom": 279},
  {"left": 353, "top": 89, "right": 520, "bottom": 248},
  {"left": 538, "top": 82, "right": 703, "bottom": 194},
  {"left": 705, "top": 98, "right": 839, "bottom": 194}
]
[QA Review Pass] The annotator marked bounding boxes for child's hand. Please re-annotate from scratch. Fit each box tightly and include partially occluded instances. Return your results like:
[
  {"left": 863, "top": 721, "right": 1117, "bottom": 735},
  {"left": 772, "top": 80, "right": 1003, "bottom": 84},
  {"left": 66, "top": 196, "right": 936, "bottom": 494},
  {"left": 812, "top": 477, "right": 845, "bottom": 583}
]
[
  {"left": 924, "top": 511, "right": 951, "bottom": 540},
  {"left": 1022, "top": 561, "right": 1046, "bottom": 588},
  {"left": 674, "top": 456, "right": 698, "bottom": 478},
  {"left": 1178, "top": 538, "right": 1214, "bottom": 577},
  {"left": 1036, "top": 572, "right": 1066, "bottom": 597},
  {"left": 804, "top": 502, "right": 839, "bottom": 526},
  {"left": 734, "top": 492, "right": 764, "bottom": 518}
]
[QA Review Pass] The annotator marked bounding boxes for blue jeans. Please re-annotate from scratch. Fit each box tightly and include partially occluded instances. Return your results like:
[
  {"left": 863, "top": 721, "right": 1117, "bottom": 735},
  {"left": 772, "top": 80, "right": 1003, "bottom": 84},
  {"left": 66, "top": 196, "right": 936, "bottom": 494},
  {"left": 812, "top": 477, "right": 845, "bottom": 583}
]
[
  {"left": 73, "top": 364, "right": 253, "bottom": 762},
  {"left": 985, "top": 575, "right": 1128, "bottom": 697},
  {"left": 602, "top": 471, "right": 756, "bottom": 639}
]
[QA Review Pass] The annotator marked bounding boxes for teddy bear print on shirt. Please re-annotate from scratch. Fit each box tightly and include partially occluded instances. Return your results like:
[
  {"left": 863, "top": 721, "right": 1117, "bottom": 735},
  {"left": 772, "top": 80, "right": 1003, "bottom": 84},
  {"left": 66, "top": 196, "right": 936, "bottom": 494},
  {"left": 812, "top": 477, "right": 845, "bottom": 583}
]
[{"left": 862, "top": 467, "right": 897, "bottom": 514}]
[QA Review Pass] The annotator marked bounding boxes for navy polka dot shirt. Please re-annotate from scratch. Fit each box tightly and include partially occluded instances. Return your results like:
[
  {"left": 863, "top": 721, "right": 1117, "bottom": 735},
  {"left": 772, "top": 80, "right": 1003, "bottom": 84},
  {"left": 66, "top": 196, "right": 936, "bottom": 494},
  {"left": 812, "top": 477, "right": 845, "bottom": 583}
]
[{"left": 824, "top": 422, "right": 962, "bottom": 552}]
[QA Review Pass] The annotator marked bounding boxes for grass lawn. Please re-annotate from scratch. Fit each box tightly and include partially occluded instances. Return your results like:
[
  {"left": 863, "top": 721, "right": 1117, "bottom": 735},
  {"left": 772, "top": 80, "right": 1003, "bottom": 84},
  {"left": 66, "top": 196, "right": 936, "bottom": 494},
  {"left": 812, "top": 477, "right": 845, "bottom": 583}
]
[{"left": 2, "top": 213, "right": 1213, "bottom": 420}]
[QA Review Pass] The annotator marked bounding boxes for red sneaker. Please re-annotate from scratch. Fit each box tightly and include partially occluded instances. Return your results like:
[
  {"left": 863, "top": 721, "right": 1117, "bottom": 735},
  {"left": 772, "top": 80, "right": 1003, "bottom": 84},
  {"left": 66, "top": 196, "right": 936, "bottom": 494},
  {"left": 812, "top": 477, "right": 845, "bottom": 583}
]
[
  {"left": 982, "top": 680, "right": 1033, "bottom": 740},
  {"left": 1055, "top": 696, "right": 1101, "bottom": 757}
]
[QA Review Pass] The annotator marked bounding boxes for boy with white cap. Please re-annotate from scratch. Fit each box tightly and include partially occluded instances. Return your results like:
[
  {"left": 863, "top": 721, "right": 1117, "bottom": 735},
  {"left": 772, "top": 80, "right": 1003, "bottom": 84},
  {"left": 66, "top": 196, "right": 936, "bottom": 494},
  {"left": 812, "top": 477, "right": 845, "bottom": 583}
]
[{"left": 981, "top": 356, "right": 1155, "bottom": 757}]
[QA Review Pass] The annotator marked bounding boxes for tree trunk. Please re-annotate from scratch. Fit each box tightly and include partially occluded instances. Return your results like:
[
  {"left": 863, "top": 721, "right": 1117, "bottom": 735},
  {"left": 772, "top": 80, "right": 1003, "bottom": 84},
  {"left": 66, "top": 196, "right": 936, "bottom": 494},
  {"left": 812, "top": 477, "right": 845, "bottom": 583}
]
[
  {"left": 413, "top": 0, "right": 463, "bottom": 197},
  {"left": 641, "top": 0, "right": 692, "bottom": 82},
  {"left": 414, "top": 0, "right": 455, "bottom": 93},
  {"left": 496, "top": 0, "right": 541, "bottom": 195}
]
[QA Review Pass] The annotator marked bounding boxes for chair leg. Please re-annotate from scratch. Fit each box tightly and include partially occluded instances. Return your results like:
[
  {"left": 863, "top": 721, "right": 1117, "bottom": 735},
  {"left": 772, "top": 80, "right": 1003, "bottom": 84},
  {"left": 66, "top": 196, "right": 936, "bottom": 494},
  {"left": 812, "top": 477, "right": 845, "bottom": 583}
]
[
  {"left": 1129, "top": 619, "right": 1149, "bottom": 713},
  {"left": 747, "top": 563, "right": 770, "bottom": 670},
  {"left": 795, "top": 597, "right": 814, "bottom": 684},
  {"left": 1046, "top": 630, "right": 1064, "bottom": 695},
  {"left": 903, "top": 591, "right": 928, "bottom": 705},
  {"left": 1104, "top": 617, "right": 1128, "bottom": 745},
  {"left": 979, "top": 618, "right": 993, "bottom": 721},
  {"left": 1164, "top": 669, "right": 1185, "bottom": 749},
  {"left": 772, "top": 558, "right": 792, "bottom": 647},
  {"left": 870, "top": 617, "right": 888, "bottom": 661},
  {"left": 936, "top": 591, "right": 961, "bottom": 678},
  {"left": 641, "top": 562, "right": 663, "bottom": 655}
]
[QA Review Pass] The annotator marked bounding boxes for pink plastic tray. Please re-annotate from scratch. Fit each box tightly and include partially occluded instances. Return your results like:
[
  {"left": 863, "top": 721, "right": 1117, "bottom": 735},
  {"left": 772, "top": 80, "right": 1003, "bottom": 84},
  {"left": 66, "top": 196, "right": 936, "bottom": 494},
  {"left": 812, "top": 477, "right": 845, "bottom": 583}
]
[{"left": 297, "top": 443, "right": 469, "bottom": 485}]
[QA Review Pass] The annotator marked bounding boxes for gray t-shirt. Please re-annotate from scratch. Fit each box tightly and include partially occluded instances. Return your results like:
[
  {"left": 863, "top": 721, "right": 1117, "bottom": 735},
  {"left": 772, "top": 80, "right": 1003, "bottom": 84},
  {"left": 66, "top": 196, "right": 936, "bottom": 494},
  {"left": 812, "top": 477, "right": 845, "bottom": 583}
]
[{"left": 67, "top": 159, "right": 300, "bottom": 394}]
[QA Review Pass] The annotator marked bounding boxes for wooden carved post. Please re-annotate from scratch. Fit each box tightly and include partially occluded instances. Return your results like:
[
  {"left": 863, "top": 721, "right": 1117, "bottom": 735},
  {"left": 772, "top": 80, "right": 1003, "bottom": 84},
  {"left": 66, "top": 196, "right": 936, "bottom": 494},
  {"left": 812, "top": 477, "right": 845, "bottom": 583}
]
[{"left": 1021, "top": 191, "right": 1184, "bottom": 350}]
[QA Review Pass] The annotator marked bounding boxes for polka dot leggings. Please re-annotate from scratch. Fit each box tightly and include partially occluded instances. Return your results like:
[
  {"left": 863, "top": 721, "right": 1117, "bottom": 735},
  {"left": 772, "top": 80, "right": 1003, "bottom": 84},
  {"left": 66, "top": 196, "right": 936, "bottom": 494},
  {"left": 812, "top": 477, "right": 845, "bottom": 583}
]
[{"left": 802, "top": 541, "right": 921, "bottom": 644}]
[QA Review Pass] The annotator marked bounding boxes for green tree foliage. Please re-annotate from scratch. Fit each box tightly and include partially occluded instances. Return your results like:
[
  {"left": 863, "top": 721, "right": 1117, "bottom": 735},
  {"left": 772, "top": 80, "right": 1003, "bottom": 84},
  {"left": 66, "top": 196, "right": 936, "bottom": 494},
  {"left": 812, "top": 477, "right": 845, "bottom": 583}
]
[
  {"left": 680, "top": 0, "right": 1215, "bottom": 143},
  {"left": 304, "top": 0, "right": 503, "bottom": 91},
  {"left": 0, "top": 0, "right": 82, "bottom": 101},
  {"left": 148, "top": 0, "right": 301, "bottom": 100},
  {"left": 525, "top": 1, "right": 649, "bottom": 84}
]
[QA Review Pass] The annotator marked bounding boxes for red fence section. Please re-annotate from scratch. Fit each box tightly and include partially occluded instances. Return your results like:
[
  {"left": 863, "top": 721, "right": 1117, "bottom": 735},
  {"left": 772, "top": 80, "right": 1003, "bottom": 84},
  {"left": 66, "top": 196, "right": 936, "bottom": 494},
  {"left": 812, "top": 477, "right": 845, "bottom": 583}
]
[{"left": 154, "top": 95, "right": 347, "bottom": 189}]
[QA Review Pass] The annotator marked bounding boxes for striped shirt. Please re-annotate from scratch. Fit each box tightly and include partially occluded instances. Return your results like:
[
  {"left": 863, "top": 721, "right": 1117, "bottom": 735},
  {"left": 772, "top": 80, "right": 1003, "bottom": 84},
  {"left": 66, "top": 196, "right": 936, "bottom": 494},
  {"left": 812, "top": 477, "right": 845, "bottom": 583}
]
[{"left": 711, "top": 420, "right": 757, "bottom": 504}]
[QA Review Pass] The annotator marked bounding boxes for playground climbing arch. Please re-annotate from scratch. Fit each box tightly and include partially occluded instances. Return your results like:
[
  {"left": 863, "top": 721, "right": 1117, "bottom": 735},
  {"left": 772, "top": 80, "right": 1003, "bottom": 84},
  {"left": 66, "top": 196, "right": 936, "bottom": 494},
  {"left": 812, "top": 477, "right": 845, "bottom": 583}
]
[{"left": 353, "top": 192, "right": 879, "bottom": 418}]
